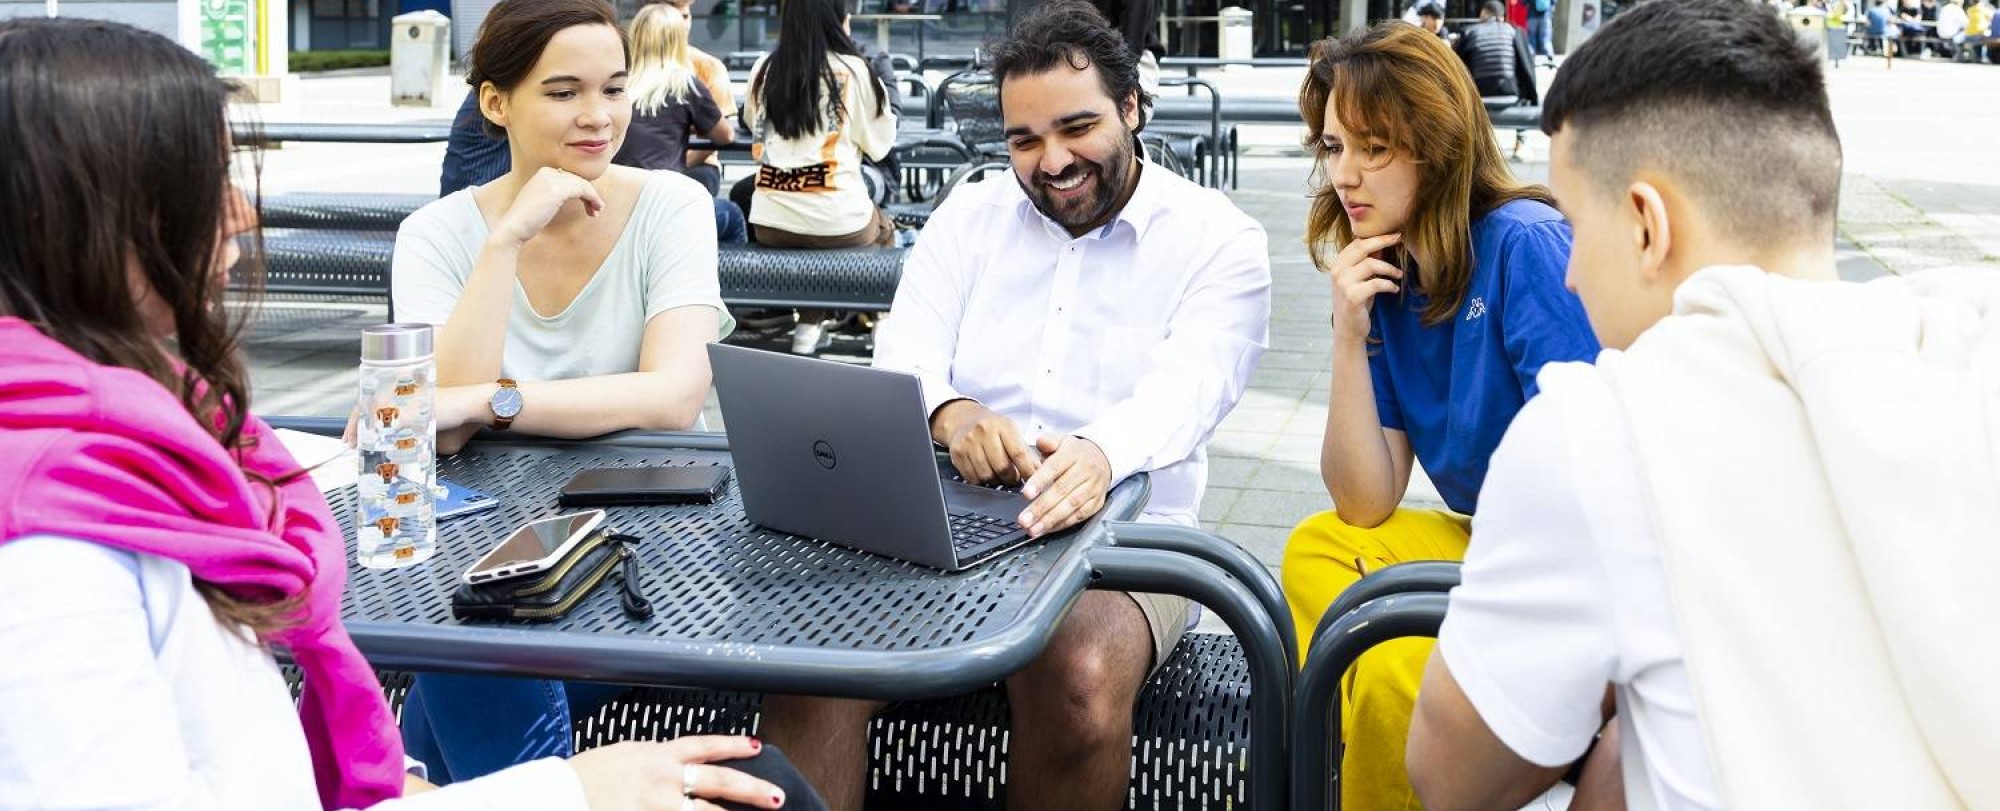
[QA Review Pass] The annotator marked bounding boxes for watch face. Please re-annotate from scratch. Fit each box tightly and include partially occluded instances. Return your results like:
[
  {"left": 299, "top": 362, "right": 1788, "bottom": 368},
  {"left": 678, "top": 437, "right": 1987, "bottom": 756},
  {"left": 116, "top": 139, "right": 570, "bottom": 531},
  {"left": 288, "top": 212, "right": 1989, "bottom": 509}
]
[{"left": 491, "top": 386, "right": 524, "bottom": 419}]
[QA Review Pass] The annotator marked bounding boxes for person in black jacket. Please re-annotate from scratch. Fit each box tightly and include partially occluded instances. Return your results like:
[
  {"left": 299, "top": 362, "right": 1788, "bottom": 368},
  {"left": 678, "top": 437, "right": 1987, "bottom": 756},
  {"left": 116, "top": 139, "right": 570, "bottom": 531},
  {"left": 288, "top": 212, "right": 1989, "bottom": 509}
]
[{"left": 1454, "top": 0, "right": 1538, "bottom": 104}]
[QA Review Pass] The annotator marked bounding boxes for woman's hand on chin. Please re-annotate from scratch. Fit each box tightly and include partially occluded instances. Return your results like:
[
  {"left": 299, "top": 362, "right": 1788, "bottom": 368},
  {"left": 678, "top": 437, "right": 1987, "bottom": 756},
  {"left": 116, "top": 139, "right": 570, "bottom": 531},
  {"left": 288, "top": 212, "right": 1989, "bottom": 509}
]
[{"left": 492, "top": 166, "right": 605, "bottom": 246}]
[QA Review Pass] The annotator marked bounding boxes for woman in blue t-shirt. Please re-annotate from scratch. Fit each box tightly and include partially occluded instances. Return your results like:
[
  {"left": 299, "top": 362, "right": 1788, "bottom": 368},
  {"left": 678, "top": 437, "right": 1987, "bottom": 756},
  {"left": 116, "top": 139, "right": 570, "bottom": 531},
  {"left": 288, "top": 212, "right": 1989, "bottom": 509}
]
[{"left": 1283, "top": 22, "right": 1600, "bottom": 811}]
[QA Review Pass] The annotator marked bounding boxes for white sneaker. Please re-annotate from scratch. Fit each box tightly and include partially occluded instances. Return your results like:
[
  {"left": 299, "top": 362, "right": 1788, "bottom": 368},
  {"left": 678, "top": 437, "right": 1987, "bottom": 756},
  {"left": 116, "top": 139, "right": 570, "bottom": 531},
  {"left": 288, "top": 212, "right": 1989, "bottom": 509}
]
[{"left": 790, "top": 321, "right": 827, "bottom": 355}]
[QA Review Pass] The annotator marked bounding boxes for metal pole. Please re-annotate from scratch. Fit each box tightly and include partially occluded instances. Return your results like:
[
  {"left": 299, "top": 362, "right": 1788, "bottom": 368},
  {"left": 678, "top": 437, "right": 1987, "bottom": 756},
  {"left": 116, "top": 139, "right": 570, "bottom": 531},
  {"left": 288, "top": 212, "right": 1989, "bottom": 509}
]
[
  {"left": 46, "top": 0, "right": 56, "bottom": 17},
  {"left": 1291, "top": 593, "right": 1448, "bottom": 811},
  {"left": 1105, "top": 520, "right": 1300, "bottom": 668},
  {"left": 1088, "top": 546, "right": 1291, "bottom": 810}
]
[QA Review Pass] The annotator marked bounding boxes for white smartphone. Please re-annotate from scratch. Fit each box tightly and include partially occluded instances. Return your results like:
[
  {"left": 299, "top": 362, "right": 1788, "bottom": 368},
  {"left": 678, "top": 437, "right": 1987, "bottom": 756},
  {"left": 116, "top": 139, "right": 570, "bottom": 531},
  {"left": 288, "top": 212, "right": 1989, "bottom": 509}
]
[{"left": 462, "top": 510, "right": 607, "bottom": 585}]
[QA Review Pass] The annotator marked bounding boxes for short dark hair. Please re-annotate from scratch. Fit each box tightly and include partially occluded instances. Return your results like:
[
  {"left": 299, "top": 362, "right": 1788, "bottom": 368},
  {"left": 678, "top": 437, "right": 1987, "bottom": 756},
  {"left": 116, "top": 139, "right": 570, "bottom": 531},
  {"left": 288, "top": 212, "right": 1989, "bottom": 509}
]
[
  {"left": 986, "top": 0, "right": 1152, "bottom": 127},
  {"left": 468, "top": 0, "right": 625, "bottom": 138},
  {"left": 1542, "top": 0, "right": 1840, "bottom": 245},
  {"left": 1417, "top": 2, "right": 1444, "bottom": 18},
  {"left": 1481, "top": 0, "right": 1506, "bottom": 16}
]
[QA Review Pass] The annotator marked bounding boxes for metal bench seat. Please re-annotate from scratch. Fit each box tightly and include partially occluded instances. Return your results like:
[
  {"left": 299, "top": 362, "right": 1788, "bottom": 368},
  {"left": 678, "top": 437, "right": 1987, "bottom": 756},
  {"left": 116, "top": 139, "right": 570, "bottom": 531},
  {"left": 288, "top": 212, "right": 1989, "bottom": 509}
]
[
  {"left": 248, "top": 232, "right": 912, "bottom": 313},
  {"left": 288, "top": 632, "right": 1251, "bottom": 810},
  {"left": 249, "top": 228, "right": 395, "bottom": 299},
  {"left": 1157, "top": 96, "right": 1297, "bottom": 126},
  {"left": 1143, "top": 122, "right": 1215, "bottom": 186},
  {"left": 1488, "top": 104, "right": 1543, "bottom": 131},
  {"left": 716, "top": 245, "right": 909, "bottom": 312},
  {"left": 258, "top": 192, "right": 432, "bottom": 231}
]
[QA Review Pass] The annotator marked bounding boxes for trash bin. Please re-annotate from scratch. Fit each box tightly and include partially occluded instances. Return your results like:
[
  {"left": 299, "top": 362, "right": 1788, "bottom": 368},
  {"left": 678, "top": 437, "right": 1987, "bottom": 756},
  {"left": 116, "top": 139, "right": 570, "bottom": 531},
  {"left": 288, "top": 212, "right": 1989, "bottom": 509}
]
[
  {"left": 391, "top": 10, "right": 451, "bottom": 108},
  {"left": 1219, "top": 6, "right": 1253, "bottom": 64},
  {"left": 1786, "top": 6, "right": 1829, "bottom": 58}
]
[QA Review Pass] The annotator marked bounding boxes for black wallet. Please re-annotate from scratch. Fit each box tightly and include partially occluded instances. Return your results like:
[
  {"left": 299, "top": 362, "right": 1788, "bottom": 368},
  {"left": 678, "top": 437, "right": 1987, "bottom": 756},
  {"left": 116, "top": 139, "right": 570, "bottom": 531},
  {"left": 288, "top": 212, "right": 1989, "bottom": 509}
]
[
  {"left": 451, "top": 531, "right": 654, "bottom": 622},
  {"left": 558, "top": 465, "right": 732, "bottom": 507}
]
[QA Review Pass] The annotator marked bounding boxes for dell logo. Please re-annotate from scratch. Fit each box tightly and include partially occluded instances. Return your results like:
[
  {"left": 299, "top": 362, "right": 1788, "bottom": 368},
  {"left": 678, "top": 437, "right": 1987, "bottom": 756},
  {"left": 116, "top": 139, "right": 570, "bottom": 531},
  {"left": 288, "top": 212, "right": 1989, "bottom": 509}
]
[{"left": 812, "top": 440, "right": 838, "bottom": 470}]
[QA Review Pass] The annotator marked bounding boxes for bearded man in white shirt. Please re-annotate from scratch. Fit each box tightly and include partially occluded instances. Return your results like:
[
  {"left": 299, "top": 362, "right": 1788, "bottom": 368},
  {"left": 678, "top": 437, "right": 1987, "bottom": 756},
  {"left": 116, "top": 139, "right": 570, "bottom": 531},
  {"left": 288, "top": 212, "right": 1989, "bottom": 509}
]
[{"left": 755, "top": 2, "right": 1271, "bottom": 809}]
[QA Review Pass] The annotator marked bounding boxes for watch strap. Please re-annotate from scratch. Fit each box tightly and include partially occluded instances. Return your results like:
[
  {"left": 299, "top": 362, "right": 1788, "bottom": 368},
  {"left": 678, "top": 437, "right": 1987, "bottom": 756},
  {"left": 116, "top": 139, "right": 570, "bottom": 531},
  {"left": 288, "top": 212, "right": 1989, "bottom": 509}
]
[{"left": 491, "top": 378, "right": 518, "bottom": 431}]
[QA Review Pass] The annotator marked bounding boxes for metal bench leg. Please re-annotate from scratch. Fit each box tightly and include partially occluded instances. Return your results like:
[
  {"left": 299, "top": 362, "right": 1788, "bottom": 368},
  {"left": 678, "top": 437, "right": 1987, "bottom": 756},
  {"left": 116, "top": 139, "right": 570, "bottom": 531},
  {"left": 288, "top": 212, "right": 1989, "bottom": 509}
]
[
  {"left": 1292, "top": 593, "right": 1449, "bottom": 811},
  {"left": 1089, "top": 545, "right": 1290, "bottom": 811},
  {"left": 1106, "top": 520, "right": 1298, "bottom": 668},
  {"left": 1314, "top": 561, "right": 1461, "bottom": 645}
]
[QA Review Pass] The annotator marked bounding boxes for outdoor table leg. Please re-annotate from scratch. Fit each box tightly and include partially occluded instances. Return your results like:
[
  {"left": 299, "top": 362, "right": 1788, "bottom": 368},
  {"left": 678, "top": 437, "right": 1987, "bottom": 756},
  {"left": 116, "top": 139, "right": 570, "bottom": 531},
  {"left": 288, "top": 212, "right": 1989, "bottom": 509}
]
[
  {"left": 1290, "top": 592, "right": 1449, "bottom": 811},
  {"left": 1104, "top": 520, "right": 1298, "bottom": 669},
  {"left": 1087, "top": 545, "right": 1290, "bottom": 811}
]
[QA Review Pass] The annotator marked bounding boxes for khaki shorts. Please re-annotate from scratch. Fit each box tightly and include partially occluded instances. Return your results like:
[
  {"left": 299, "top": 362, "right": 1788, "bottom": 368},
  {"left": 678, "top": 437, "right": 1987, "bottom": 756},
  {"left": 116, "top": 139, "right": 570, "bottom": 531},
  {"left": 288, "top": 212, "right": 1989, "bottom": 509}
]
[{"left": 1128, "top": 590, "right": 1193, "bottom": 675}]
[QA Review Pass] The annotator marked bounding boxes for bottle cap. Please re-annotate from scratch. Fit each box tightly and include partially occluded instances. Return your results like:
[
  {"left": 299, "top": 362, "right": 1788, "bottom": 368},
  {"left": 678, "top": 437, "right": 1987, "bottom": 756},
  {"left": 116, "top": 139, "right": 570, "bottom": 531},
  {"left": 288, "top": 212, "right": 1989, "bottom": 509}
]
[{"left": 360, "top": 323, "right": 435, "bottom": 363}]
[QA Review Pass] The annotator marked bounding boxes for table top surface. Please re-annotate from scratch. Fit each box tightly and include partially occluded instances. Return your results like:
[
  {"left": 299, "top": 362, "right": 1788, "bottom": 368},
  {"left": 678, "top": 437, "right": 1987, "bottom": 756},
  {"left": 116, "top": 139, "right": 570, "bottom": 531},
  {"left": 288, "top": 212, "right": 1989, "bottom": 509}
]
[{"left": 317, "top": 429, "right": 1147, "bottom": 697}]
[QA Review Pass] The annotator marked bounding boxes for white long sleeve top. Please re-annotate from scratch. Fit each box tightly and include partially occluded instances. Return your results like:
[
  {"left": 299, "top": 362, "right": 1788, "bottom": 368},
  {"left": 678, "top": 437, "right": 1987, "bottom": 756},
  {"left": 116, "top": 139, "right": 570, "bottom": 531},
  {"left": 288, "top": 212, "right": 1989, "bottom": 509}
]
[
  {"left": 872, "top": 161, "right": 1272, "bottom": 525},
  {"left": 0, "top": 535, "right": 589, "bottom": 811}
]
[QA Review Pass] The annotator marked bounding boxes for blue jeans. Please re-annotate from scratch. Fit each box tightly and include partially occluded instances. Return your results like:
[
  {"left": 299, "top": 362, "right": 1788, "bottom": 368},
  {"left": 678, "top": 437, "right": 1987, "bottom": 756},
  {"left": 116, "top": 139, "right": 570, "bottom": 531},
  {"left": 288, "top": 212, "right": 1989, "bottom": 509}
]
[
  {"left": 1528, "top": 10, "right": 1554, "bottom": 57},
  {"left": 402, "top": 674, "right": 628, "bottom": 784},
  {"left": 714, "top": 198, "right": 749, "bottom": 245}
]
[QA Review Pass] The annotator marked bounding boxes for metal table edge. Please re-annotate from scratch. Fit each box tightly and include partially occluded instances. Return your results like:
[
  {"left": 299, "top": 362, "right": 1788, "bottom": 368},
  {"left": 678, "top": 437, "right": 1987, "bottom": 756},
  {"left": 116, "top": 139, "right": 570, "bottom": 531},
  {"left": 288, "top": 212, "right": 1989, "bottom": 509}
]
[{"left": 343, "top": 477, "right": 1146, "bottom": 699}]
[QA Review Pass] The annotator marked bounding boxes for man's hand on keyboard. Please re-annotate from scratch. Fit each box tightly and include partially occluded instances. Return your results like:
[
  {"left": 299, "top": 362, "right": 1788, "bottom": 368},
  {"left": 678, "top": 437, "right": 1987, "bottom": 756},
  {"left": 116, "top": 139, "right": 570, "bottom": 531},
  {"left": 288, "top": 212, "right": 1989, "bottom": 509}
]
[
  {"left": 1018, "top": 435, "right": 1111, "bottom": 538},
  {"left": 934, "top": 399, "right": 1044, "bottom": 486}
]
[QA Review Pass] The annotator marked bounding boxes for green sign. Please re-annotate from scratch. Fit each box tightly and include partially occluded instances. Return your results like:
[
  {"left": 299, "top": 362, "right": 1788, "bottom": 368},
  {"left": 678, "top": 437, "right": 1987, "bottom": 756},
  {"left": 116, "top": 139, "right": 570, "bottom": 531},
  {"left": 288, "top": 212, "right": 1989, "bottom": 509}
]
[{"left": 201, "top": 0, "right": 252, "bottom": 74}]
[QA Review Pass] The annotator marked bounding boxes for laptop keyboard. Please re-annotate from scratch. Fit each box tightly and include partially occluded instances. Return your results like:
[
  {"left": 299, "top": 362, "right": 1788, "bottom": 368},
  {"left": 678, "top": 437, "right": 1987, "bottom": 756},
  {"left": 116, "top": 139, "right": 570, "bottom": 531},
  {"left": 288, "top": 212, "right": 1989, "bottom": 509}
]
[{"left": 949, "top": 511, "right": 1027, "bottom": 562}]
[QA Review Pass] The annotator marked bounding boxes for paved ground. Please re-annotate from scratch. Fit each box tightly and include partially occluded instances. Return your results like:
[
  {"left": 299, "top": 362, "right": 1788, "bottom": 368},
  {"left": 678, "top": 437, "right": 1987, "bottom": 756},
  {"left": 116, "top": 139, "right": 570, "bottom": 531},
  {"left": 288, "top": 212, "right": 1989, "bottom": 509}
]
[{"left": 237, "top": 54, "right": 2000, "bottom": 622}]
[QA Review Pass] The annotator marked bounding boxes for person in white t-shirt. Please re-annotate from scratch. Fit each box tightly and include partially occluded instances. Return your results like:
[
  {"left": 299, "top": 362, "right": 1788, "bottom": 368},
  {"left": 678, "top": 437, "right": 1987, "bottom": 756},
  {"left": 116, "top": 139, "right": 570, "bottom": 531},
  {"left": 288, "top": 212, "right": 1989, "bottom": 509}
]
[
  {"left": 1936, "top": 0, "right": 1969, "bottom": 55},
  {"left": 390, "top": 0, "right": 733, "bottom": 458},
  {"left": 1408, "top": 1, "right": 2000, "bottom": 809},
  {"left": 754, "top": 4, "right": 1271, "bottom": 811},
  {"left": 741, "top": 0, "right": 898, "bottom": 249}
]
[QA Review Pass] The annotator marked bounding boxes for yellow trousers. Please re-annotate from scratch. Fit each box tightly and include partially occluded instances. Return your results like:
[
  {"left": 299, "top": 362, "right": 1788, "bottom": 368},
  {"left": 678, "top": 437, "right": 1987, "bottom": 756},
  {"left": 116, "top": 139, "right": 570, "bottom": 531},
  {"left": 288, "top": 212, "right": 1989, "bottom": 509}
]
[{"left": 1281, "top": 509, "right": 1471, "bottom": 811}]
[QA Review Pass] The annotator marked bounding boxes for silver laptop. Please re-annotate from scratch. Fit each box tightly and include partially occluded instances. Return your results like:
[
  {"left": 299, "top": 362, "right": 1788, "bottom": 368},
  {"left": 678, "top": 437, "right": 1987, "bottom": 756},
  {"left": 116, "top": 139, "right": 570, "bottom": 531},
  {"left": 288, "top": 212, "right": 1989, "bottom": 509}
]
[{"left": 707, "top": 343, "right": 1035, "bottom": 571}]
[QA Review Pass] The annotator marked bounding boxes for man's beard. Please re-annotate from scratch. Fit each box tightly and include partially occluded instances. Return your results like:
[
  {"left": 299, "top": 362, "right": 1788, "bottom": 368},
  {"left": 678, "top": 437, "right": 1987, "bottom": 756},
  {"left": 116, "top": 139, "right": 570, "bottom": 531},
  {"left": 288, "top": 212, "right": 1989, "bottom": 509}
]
[{"left": 1020, "top": 132, "right": 1137, "bottom": 232}]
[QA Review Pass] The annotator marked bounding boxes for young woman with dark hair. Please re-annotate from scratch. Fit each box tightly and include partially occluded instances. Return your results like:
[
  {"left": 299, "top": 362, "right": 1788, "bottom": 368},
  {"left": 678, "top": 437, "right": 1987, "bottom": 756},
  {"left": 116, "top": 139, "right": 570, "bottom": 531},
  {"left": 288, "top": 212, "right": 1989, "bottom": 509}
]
[
  {"left": 1279, "top": 21, "right": 1600, "bottom": 811},
  {"left": 741, "top": 0, "right": 897, "bottom": 249},
  {"left": 392, "top": 0, "right": 733, "bottom": 457},
  {"left": 392, "top": 0, "right": 821, "bottom": 794},
  {"left": 0, "top": 15, "right": 807, "bottom": 811}
]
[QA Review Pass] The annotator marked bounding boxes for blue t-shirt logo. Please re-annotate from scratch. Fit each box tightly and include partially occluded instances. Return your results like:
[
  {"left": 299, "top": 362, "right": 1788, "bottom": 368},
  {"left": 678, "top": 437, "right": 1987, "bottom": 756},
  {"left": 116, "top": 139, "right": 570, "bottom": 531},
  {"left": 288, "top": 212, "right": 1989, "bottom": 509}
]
[{"left": 1465, "top": 297, "right": 1488, "bottom": 322}]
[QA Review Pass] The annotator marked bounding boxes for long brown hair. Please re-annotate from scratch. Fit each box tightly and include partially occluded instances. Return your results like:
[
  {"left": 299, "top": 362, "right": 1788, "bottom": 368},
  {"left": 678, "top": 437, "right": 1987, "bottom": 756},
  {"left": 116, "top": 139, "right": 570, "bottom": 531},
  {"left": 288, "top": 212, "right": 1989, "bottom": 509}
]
[
  {"left": 0, "top": 17, "right": 299, "bottom": 638},
  {"left": 1299, "top": 22, "right": 1553, "bottom": 326}
]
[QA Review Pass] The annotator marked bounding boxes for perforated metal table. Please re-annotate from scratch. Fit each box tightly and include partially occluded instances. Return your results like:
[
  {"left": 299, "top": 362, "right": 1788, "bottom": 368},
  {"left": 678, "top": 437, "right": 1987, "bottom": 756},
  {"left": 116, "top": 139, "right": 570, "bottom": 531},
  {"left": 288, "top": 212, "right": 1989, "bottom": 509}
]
[
  {"left": 299, "top": 426, "right": 1136, "bottom": 696},
  {"left": 271, "top": 418, "right": 1294, "bottom": 809}
]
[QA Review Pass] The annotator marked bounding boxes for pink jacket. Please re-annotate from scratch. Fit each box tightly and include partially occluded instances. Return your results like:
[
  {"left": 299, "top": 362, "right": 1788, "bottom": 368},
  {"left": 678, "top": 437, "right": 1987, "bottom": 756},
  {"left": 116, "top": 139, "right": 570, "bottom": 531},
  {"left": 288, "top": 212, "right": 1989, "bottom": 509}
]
[{"left": 0, "top": 317, "right": 403, "bottom": 809}]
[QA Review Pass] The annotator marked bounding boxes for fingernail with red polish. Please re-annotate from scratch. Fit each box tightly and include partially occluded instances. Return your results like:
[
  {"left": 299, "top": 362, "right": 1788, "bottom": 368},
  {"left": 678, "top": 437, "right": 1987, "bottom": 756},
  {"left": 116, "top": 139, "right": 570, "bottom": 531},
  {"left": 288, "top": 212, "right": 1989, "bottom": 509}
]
[
  {"left": 772, "top": 792, "right": 786, "bottom": 807},
  {"left": 750, "top": 737, "right": 763, "bottom": 750}
]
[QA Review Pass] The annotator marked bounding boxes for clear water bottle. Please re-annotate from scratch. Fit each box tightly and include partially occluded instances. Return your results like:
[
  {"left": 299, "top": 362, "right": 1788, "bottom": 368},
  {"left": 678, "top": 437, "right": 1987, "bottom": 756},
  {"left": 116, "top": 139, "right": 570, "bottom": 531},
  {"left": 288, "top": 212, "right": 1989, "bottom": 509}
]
[{"left": 354, "top": 323, "right": 439, "bottom": 569}]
